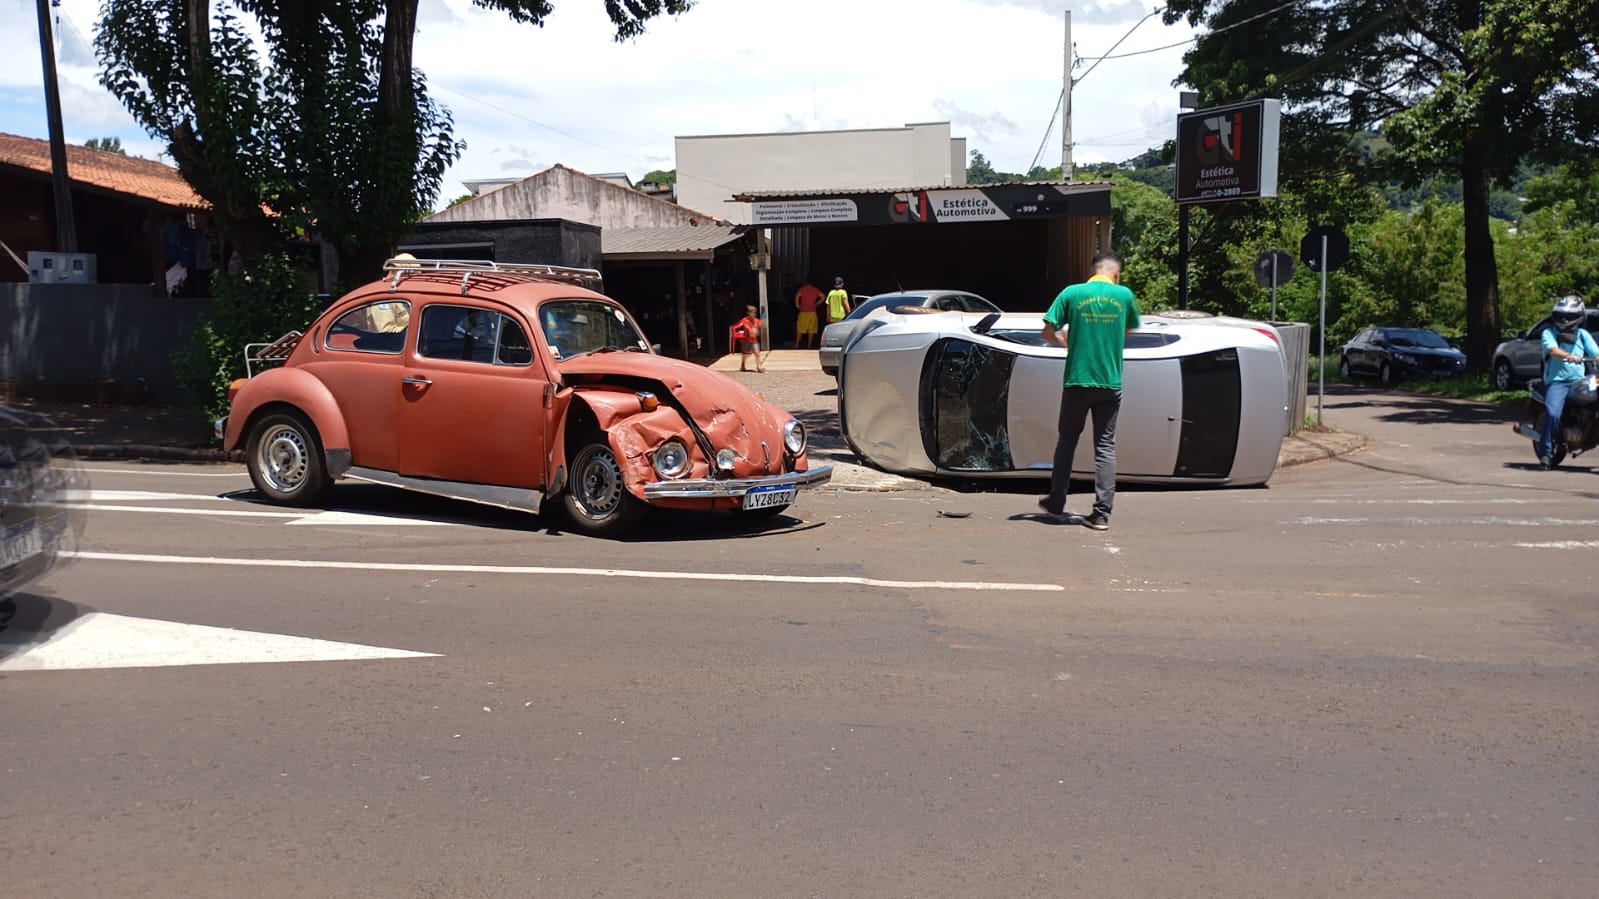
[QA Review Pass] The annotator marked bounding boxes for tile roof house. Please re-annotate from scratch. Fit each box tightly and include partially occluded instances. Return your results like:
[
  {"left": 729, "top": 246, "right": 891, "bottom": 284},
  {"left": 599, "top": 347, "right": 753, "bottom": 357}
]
[{"left": 0, "top": 131, "right": 210, "bottom": 287}]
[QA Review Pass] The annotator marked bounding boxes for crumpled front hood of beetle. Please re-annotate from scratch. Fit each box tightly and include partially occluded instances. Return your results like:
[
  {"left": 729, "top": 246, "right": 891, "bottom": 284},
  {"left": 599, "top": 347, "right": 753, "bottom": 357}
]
[{"left": 559, "top": 353, "right": 810, "bottom": 483}]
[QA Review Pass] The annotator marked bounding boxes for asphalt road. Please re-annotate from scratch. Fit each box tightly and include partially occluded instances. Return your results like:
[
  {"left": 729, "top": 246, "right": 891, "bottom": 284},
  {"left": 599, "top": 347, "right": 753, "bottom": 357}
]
[{"left": 3, "top": 386, "right": 1594, "bottom": 897}]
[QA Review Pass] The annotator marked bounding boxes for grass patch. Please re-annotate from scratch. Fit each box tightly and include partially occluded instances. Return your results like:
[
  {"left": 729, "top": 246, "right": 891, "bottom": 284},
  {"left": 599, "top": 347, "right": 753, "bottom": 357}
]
[
  {"left": 1304, "top": 356, "right": 1524, "bottom": 406},
  {"left": 1389, "top": 374, "right": 1525, "bottom": 405}
]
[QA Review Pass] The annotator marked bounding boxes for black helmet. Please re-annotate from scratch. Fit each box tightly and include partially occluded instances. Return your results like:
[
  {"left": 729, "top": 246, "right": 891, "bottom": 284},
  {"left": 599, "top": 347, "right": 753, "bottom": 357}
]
[{"left": 1553, "top": 295, "right": 1586, "bottom": 333}]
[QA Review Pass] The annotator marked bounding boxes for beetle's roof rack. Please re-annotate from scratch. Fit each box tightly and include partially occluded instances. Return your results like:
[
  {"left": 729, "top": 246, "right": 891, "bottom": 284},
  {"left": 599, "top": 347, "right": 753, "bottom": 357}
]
[{"left": 383, "top": 257, "right": 603, "bottom": 293}]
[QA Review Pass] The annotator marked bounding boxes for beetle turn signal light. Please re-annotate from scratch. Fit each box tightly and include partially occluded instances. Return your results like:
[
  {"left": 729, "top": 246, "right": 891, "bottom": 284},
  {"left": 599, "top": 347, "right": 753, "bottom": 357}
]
[{"left": 636, "top": 391, "right": 660, "bottom": 411}]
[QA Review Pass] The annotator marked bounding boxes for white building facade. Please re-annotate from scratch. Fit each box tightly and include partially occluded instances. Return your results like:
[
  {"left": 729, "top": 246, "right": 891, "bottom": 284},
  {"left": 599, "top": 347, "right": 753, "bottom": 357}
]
[{"left": 676, "top": 122, "right": 967, "bottom": 225}]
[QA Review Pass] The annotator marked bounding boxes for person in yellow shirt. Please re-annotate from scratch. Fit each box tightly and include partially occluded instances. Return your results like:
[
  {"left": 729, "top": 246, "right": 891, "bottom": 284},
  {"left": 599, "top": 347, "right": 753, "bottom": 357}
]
[{"left": 825, "top": 276, "right": 852, "bottom": 325}]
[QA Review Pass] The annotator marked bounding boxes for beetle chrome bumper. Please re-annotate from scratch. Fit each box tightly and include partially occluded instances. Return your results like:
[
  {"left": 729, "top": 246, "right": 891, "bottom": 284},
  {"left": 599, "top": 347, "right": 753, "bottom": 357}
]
[{"left": 641, "top": 465, "right": 833, "bottom": 499}]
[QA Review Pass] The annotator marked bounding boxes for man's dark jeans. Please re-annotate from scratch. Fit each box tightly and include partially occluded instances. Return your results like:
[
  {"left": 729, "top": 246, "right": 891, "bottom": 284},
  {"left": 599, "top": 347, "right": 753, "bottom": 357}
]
[{"left": 1044, "top": 386, "right": 1121, "bottom": 518}]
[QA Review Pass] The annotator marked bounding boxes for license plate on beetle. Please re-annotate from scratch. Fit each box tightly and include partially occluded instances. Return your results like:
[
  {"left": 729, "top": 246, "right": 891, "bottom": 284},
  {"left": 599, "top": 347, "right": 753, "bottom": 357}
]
[
  {"left": 742, "top": 485, "right": 796, "bottom": 510},
  {"left": 1, "top": 522, "right": 43, "bottom": 568}
]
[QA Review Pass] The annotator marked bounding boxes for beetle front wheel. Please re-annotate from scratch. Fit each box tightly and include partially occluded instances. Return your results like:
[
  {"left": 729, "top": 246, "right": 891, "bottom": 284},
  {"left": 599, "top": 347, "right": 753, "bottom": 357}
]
[
  {"left": 246, "top": 411, "right": 330, "bottom": 507},
  {"left": 562, "top": 440, "right": 646, "bottom": 537}
]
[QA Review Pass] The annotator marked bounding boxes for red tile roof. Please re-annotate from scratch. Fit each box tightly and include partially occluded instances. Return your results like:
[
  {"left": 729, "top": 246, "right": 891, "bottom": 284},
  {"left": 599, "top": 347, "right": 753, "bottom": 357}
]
[{"left": 0, "top": 131, "right": 206, "bottom": 209}]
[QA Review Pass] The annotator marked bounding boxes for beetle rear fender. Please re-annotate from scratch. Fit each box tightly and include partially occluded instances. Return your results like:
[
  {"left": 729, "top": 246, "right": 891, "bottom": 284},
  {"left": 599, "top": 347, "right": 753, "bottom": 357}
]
[
  {"left": 226, "top": 367, "right": 350, "bottom": 468},
  {"left": 557, "top": 390, "right": 697, "bottom": 500}
]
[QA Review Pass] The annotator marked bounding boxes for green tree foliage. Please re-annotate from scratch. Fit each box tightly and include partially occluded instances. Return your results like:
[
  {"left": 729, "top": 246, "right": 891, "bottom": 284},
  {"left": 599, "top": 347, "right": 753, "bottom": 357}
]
[
  {"left": 97, "top": 1, "right": 691, "bottom": 417},
  {"left": 96, "top": 0, "right": 694, "bottom": 280},
  {"left": 84, "top": 136, "right": 125, "bottom": 154},
  {"left": 172, "top": 253, "right": 319, "bottom": 421},
  {"left": 1162, "top": 0, "right": 1599, "bottom": 370},
  {"left": 640, "top": 168, "right": 677, "bottom": 186}
]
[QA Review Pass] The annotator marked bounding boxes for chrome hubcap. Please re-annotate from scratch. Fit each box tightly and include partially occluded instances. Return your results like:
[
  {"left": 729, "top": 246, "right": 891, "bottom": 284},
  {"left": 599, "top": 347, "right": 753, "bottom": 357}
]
[
  {"left": 258, "top": 426, "right": 309, "bottom": 494},
  {"left": 573, "top": 447, "right": 623, "bottom": 518}
]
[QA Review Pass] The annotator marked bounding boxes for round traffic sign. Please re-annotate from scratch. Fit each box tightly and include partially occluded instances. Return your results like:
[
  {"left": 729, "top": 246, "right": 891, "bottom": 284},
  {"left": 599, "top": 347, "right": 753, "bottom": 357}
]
[{"left": 1254, "top": 249, "right": 1295, "bottom": 288}]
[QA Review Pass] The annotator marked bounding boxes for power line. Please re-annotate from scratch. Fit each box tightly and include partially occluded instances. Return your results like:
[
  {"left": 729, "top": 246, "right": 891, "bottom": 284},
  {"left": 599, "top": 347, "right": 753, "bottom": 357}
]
[
  {"left": 1086, "top": 0, "right": 1308, "bottom": 62},
  {"left": 1027, "top": 6, "right": 1162, "bottom": 173}
]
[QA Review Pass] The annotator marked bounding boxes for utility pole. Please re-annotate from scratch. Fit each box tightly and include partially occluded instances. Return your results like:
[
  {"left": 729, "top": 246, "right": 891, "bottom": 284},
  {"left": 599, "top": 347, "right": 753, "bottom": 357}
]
[
  {"left": 1060, "top": 10, "right": 1073, "bottom": 180},
  {"left": 36, "top": 0, "right": 78, "bottom": 253}
]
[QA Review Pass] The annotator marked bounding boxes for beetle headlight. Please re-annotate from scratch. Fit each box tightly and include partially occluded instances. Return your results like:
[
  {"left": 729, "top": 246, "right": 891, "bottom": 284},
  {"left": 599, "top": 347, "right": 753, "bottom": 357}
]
[
  {"left": 783, "top": 419, "right": 806, "bottom": 455},
  {"left": 716, "top": 448, "right": 738, "bottom": 471},
  {"left": 652, "top": 440, "right": 690, "bottom": 478}
]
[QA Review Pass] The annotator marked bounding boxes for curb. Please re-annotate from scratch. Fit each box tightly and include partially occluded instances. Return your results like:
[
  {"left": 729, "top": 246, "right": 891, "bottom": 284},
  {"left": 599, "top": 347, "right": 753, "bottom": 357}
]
[{"left": 1277, "top": 430, "right": 1368, "bottom": 468}]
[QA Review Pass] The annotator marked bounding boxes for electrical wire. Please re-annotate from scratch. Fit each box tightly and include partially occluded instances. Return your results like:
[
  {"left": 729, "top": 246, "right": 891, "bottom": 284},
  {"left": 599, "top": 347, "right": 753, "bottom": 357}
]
[
  {"left": 1085, "top": 0, "right": 1308, "bottom": 62},
  {"left": 1027, "top": 6, "right": 1163, "bottom": 173}
]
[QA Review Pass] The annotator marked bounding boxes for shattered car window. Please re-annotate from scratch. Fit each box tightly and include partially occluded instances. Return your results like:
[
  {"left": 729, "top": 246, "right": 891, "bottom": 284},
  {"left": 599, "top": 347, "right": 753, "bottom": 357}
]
[{"left": 539, "top": 300, "right": 649, "bottom": 359}]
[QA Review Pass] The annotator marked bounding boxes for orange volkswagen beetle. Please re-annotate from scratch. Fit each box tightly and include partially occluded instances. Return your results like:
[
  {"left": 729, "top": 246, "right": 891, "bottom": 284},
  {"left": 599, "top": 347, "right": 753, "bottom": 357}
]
[{"left": 217, "top": 259, "right": 830, "bottom": 536}]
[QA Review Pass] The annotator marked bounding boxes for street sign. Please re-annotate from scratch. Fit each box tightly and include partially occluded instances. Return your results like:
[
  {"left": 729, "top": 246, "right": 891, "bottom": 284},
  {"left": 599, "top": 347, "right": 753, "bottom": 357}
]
[
  {"left": 1253, "top": 249, "right": 1295, "bottom": 287},
  {"left": 1174, "top": 99, "right": 1282, "bottom": 205},
  {"left": 1300, "top": 226, "right": 1349, "bottom": 273}
]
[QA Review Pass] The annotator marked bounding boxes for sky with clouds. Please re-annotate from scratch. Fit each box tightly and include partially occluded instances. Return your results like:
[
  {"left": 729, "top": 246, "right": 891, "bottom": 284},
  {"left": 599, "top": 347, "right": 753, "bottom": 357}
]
[{"left": 0, "top": 0, "right": 1197, "bottom": 207}]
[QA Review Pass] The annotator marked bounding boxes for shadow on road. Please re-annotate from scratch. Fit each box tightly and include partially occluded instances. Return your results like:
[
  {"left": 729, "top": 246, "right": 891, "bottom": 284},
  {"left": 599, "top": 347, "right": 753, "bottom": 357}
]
[{"left": 0, "top": 595, "right": 89, "bottom": 666}]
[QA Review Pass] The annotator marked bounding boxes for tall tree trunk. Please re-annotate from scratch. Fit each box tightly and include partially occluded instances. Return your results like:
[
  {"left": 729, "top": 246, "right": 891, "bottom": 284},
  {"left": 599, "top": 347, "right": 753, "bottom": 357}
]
[{"left": 1460, "top": 133, "right": 1501, "bottom": 372}]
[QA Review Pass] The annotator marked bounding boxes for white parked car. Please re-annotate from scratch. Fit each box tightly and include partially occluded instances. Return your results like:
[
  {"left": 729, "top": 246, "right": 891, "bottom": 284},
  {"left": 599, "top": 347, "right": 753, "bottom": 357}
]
[
  {"left": 837, "top": 310, "right": 1289, "bottom": 486},
  {"left": 818, "top": 291, "right": 1002, "bottom": 376}
]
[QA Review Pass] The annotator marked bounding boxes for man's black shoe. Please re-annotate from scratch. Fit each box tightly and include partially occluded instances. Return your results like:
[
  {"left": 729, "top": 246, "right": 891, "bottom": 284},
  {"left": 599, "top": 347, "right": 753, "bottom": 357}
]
[
  {"left": 1082, "top": 512, "right": 1110, "bottom": 531},
  {"left": 1036, "top": 498, "right": 1067, "bottom": 522},
  {"left": 1539, "top": 455, "right": 1553, "bottom": 470}
]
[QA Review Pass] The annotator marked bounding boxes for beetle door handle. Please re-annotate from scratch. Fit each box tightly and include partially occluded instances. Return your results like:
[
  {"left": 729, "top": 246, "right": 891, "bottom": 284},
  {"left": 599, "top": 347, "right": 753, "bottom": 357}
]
[{"left": 402, "top": 376, "right": 432, "bottom": 386}]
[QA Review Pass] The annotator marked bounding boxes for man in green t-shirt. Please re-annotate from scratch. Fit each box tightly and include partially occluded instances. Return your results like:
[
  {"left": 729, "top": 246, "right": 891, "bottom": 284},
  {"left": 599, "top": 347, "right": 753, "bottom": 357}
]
[{"left": 1036, "top": 250, "right": 1142, "bottom": 530}]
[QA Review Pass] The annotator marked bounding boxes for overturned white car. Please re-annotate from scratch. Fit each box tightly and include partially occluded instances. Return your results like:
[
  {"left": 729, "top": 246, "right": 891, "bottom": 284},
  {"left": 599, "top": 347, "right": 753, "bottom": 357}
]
[{"left": 838, "top": 310, "right": 1290, "bottom": 486}]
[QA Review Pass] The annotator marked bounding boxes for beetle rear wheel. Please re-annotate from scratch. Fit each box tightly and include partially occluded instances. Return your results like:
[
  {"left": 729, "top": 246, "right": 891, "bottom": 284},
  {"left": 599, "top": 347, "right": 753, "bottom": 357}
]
[{"left": 562, "top": 440, "right": 646, "bottom": 537}]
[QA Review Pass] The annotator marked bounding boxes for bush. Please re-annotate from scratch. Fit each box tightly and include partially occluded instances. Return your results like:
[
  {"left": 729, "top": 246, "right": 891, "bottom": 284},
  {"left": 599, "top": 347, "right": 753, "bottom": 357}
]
[{"left": 174, "top": 254, "right": 319, "bottom": 427}]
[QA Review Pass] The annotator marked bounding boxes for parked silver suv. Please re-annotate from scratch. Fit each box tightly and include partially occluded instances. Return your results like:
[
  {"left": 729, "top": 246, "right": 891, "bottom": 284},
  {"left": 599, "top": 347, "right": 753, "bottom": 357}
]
[{"left": 1492, "top": 310, "right": 1599, "bottom": 388}]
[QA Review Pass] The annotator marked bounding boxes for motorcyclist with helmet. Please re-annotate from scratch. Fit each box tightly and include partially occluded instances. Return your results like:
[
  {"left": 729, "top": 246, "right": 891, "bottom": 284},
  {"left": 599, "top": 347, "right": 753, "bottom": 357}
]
[{"left": 1537, "top": 294, "right": 1599, "bottom": 469}]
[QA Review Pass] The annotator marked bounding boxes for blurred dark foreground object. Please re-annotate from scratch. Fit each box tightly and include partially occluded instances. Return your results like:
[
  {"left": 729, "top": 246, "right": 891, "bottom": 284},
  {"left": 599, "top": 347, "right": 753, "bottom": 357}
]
[{"left": 1, "top": 404, "right": 89, "bottom": 601}]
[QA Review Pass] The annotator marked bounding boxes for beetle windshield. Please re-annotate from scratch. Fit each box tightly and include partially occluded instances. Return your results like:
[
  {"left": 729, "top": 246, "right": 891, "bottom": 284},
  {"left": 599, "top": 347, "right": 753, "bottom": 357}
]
[{"left": 538, "top": 299, "right": 650, "bottom": 359}]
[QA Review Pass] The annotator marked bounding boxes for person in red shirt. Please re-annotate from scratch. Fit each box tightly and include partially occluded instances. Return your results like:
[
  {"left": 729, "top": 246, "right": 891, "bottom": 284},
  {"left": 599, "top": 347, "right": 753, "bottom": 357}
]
[
  {"left": 793, "top": 278, "right": 825, "bottom": 348},
  {"left": 732, "top": 304, "right": 765, "bottom": 372}
]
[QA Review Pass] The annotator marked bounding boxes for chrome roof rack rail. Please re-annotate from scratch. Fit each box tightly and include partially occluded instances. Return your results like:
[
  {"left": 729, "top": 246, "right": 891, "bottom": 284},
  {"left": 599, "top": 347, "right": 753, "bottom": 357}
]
[{"left": 382, "top": 257, "right": 603, "bottom": 292}]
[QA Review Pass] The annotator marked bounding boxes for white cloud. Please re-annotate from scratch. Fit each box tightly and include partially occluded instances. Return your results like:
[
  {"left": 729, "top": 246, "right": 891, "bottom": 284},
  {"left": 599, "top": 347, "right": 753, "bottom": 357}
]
[{"left": 2, "top": 0, "right": 1196, "bottom": 200}]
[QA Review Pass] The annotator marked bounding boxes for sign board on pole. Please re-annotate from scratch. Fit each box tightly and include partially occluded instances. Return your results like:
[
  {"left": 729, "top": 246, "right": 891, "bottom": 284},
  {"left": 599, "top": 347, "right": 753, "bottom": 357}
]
[
  {"left": 1174, "top": 99, "right": 1281, "bottom": 205},
  {"left": 1253, "top": 249, "right": 1294, "bottom": 288},
  {"left": 1300, "top": 225, "right": 1349, "bottom": 273}
]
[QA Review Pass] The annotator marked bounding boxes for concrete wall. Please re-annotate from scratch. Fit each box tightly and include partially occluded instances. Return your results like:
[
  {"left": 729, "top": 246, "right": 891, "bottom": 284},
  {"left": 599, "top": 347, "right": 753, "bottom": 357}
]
[
  {"left": 0, "top": 283, "right": 211, "bottom": 405},
  {"left": 676, "top": 122, "right": 968, "bottom": 225},
  {"left": 426, "top": 166, "right": 704, "bottom": 229}
]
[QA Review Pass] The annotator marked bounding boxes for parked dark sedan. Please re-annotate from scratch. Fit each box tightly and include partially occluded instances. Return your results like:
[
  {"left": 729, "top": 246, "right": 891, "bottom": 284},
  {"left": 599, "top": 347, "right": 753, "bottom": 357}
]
[{"left": 1339, "top": 327, "right": 1466, "bottom": 385}]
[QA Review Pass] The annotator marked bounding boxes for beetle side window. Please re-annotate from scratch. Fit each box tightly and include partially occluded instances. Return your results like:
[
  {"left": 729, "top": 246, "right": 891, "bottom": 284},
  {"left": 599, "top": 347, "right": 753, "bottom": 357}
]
[
  {"left": 325, "top": 301, "right": 410, "bottom": 354},
  {"left": 420, "top": 305, "right": 502, "bottom": 364}
]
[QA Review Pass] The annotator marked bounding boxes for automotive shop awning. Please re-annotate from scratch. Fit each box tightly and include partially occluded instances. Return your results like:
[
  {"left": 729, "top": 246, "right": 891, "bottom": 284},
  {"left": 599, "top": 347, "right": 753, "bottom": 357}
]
[
  {"left": 601, "top": 224, "right": 748, "bottom": 261},
  {"left": 731, "top": 181, "right": 1112, "bottom": 227}
]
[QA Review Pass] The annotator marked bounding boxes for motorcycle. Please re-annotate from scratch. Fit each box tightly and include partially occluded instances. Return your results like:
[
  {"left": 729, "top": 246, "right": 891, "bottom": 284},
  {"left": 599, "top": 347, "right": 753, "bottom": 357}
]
[{"left": 1513, "top": 360, "right": 1599, "bottom": 467}]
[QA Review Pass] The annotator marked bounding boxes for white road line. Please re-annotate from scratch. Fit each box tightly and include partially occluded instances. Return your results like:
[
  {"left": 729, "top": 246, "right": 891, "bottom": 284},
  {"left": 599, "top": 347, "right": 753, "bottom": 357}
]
[
  {"left": 66, "top": 490, "right": 228, "bottom": 502},
  {"left": 287, "top": 510, "right": 452, "bottom": 527},
  {"left": 1293, "top": 516, "right": 1599, "bottom": 527},
  {"left": 78, "top": 467, "right": 244, "bottom": 477},
  {"left": 0, "top": 612, "right": 437, "bottom": 671},
  {"left": 1512, "top": 540, "right": 1599, "bottom": 549},
  {"left": 67, "top": 550, "right": 1065, "bottom": 593},
  {"left": 63, "top": 503, "right": 302, "bottom": 519}
]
